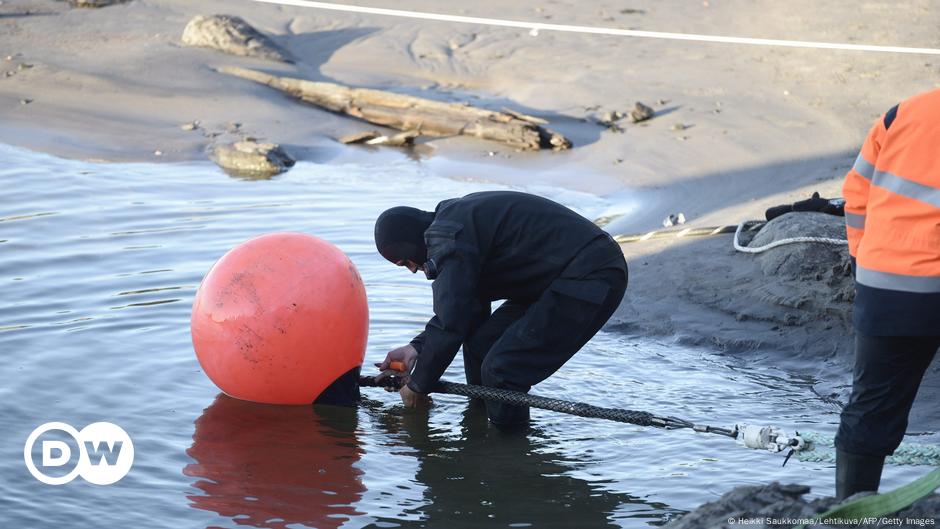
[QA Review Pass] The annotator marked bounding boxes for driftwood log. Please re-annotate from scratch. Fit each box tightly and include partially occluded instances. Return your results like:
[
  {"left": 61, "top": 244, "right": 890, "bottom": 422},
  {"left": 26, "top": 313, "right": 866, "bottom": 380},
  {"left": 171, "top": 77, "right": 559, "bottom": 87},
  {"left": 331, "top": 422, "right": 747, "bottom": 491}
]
[{"left": 218, "top": 66, "right": 571, "bottom": 151}]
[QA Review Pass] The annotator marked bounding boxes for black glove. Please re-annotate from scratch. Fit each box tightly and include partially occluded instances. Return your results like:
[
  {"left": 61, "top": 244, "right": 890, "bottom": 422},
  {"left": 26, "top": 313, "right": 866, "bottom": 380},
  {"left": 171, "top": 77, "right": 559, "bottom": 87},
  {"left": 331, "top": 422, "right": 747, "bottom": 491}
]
[{"left": 766, "top": 192, "right": 845, "bottom": 221}]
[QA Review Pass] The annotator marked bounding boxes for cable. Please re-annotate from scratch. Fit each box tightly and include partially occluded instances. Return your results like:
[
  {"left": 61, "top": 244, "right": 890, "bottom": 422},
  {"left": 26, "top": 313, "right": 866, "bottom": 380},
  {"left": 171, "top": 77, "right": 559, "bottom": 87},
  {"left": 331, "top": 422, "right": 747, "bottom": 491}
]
[
  {"left": 247, "top": 0, "right": 940, "bottom": 56},
  {"left": 359, "top": 376, "right": 940, "bottom": 466},
  {"left": 359, "top": 375, "right": 736, "bottom": 436}
]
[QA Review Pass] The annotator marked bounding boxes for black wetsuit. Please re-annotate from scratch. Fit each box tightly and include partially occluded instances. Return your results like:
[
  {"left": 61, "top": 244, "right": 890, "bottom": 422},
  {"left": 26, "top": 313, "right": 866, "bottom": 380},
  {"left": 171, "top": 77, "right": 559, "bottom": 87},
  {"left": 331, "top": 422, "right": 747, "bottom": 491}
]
[{"left": 406, "top": 191, "right": 628, "bottom": 425}]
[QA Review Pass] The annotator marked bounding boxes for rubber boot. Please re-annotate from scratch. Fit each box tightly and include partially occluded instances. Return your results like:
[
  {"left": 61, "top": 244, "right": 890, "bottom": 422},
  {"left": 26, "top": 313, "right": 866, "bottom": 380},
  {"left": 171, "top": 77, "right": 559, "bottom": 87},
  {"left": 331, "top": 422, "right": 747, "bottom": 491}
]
[
  {"left": 485, "top": 399, "right": 531, "bottom": 433},
  {"left": 835, "top": 449, "right": 885, "bottom": 501}
]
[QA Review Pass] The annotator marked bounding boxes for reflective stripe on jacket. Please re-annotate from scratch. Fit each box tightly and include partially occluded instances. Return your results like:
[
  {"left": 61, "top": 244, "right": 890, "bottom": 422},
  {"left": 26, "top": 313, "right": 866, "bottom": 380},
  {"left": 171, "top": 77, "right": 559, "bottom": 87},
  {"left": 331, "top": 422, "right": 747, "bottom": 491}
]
[{"left": 843, "top": 89, "right": 940, "bottom": 335}]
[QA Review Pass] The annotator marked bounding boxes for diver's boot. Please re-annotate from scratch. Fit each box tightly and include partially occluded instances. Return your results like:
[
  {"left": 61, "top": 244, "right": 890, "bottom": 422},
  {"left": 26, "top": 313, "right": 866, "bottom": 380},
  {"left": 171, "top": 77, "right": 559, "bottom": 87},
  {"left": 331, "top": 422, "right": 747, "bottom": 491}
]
[
  {"left": 485, "top": 400, "right": 531, "bottom": 434},
  {"left": 835, "top": 449, "right": 885, "bottom": 501}
]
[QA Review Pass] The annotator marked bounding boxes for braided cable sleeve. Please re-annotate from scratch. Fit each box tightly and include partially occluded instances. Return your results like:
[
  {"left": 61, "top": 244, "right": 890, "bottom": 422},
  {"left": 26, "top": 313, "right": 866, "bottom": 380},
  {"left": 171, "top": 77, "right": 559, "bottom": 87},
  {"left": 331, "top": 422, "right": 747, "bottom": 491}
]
[
  {"left": 360, "top": 377, "right": 728, "bottom": 434},
  {"left": 434, "top": 381, "right": 656, "bottom": 427}
]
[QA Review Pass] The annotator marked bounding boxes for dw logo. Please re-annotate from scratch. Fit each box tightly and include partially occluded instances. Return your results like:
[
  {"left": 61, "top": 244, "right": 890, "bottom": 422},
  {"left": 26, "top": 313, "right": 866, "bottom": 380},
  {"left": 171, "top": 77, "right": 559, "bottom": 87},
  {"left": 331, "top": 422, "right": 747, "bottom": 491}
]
[{"left": 23, "top": 422, "right": 134, "bottom": 485}]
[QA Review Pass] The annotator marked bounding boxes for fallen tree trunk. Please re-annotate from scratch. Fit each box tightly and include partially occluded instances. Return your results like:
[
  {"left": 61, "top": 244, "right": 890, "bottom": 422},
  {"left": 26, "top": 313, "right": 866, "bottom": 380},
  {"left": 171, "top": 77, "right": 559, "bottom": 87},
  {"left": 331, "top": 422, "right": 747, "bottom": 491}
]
[{"left": 218, "top": 66, "right": 571, "bottom": 151}]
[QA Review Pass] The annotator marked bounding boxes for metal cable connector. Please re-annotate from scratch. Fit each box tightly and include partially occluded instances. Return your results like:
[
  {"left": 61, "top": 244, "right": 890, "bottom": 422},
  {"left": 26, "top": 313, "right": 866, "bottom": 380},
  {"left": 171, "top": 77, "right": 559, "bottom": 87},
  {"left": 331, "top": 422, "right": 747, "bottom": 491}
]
[{"left": 738, "top": 424, "right": 808, "bottom": 453}]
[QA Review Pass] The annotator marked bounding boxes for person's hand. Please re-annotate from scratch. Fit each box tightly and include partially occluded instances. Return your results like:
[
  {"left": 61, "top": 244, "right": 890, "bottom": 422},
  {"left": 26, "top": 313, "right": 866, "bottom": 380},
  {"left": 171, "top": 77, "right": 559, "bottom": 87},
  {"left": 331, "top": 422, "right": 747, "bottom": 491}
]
[
  {"left": 374, "top": 344, "right": 418, "bottom": 383},
  {"left": 399, "top": 383, "right": 432, "bottom": 409},
  {"left": 374, "top": 344, "right": 430, "bottom": 408}
]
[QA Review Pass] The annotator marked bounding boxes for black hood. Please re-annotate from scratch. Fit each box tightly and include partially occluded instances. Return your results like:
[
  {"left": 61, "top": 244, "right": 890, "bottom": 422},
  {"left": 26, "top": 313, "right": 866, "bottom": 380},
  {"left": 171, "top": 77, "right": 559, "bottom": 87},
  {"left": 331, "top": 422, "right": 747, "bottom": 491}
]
[{"left": 374, "top": 206, "right": 434, "bottom": 264}]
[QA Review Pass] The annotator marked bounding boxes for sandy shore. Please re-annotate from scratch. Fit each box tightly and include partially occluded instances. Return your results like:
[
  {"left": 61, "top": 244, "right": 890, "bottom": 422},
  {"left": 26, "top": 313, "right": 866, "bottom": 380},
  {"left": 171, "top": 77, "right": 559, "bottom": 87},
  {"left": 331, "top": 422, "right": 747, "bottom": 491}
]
[{"left": 2, "top": 0, "right": 939, "bottom": 426}]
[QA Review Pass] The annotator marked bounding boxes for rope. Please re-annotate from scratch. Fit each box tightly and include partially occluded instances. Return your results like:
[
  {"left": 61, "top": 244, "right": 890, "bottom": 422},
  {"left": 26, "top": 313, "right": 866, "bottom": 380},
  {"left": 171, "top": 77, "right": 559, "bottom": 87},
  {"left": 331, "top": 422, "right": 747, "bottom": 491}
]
[
  {"left": 609, "top": 219, "right": 847, "bottom": 253},
  {"left": 248, "top": 0, "right": 940, "bottom": 56},
  {"left": 796, "top": 432, "right": 940, "bottom": 467},
  {"left": 612, "top": 223, "right": 762, "bottom": 244},
  {"left": 732, "top": 220, "right": 847, "bottom": 254}
]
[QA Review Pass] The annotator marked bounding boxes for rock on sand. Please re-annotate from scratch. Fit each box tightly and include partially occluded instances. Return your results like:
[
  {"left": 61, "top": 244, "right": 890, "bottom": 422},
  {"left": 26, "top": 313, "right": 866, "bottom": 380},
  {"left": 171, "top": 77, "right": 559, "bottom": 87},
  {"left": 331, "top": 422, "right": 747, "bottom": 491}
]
[
  {"left": 210, "top": 140, "right": 295, "bottom": 178},
  {"left": 747, "top": 212, "right": 854, "bottom": 305},
  {"left": 665, "top": 482, "right": 940, "bottom": 528},
  {"left": 749, "top": 212, "right": 850, "bottom": 278},
  {"left": 181, "top": 15, "right": 291, "bottom": 63}
]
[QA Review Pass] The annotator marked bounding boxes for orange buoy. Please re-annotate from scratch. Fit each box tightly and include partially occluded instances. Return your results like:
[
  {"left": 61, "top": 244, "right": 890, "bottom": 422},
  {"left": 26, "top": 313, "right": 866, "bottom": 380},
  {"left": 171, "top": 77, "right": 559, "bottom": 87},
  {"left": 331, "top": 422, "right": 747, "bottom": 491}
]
[{"left": 191, "top": 233, "right": 368, "bottom": 405}]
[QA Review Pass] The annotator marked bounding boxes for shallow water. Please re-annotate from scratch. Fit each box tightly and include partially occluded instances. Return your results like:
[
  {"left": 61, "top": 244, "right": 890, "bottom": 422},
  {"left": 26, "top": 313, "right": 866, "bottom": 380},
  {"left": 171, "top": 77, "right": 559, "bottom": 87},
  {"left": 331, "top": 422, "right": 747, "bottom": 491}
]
[{"left": 0, "top": 144, "right": 928, "bottom": 528}]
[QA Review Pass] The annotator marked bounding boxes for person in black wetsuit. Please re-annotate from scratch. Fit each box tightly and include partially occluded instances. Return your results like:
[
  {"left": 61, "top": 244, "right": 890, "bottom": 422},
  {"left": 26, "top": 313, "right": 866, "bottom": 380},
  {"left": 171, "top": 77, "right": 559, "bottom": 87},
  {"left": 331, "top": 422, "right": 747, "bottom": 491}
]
[{"left": 374, "top": 191, "right": 628, "bottom": 428}]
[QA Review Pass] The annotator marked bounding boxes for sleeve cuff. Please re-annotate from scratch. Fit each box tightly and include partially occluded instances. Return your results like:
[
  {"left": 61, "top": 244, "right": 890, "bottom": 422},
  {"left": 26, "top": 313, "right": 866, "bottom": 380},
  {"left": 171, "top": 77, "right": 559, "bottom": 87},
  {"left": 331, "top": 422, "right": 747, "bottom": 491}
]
[{"left": 406, "top": 380, "right": 428, "bottom": 394}]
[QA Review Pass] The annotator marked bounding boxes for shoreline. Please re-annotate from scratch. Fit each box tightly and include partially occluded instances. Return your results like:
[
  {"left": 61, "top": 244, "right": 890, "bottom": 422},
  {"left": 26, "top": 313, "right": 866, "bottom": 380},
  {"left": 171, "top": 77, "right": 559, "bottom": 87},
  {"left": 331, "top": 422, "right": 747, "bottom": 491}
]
[
  {"left": 3, "top": 0, "right": 938, "bottom": 427},
  {"left": 4, "top": 0, "right": 940, "bottom": 523}
]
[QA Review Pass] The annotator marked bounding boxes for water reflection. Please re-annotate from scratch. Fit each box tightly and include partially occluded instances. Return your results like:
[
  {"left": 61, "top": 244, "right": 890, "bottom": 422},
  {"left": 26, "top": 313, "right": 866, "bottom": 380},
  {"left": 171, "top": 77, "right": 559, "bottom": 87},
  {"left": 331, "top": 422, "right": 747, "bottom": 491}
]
[
  {"left": 184, "top": 395, "right": 365, "bottom": 529},
  {"left": 185, "top": 395, "right": 672, "bottom": 529},
  {"left": 372, "top": 401, "right": 660, "bottom": 528}
]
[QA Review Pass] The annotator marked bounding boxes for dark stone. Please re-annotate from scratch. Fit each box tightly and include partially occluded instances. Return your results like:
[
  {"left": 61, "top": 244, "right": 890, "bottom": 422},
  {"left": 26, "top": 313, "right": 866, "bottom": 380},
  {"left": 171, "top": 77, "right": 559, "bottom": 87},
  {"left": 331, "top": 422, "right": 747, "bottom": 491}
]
[
  {"left": 666, "top": 482, "right": 940, "bottom": 529},
  {"left": 629, "top": 101, "right": 655, "bottom": 122}
]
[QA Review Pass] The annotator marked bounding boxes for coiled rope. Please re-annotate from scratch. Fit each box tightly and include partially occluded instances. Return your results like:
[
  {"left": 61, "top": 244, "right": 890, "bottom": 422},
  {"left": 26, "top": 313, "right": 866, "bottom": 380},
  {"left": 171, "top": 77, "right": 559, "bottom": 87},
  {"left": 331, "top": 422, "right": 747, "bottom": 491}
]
[
  {"left": 731, "top": 220, "right": 848, "bottom": 254},
  {"left": 608, "top": 219, "right": 848, "bottom": 253}
]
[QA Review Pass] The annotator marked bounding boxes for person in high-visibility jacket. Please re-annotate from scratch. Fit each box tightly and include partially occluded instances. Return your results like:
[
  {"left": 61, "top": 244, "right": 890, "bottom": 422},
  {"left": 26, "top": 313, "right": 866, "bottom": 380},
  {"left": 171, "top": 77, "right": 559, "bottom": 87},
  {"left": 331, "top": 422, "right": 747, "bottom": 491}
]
[{"left": 836, "top": 88, "right": 940, "bottom": 500}]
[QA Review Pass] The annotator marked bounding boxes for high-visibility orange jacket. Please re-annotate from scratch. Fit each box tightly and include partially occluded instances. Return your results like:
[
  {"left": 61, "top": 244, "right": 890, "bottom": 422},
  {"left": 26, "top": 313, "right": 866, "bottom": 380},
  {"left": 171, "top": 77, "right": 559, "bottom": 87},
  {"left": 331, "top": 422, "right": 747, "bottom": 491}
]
[{"left": 843, "top": 88, "right": 940, "bottom": 335}]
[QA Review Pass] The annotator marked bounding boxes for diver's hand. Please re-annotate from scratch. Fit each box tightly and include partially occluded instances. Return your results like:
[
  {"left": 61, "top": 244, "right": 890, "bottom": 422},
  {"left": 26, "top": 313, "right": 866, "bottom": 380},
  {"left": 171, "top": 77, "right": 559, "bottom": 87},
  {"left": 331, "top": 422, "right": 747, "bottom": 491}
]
[
  {"left": 374, "top": 344, "right": 418, "bottom": 382},
  {"left": 400, "top": 381, "right": 432, "bottom": 409}
]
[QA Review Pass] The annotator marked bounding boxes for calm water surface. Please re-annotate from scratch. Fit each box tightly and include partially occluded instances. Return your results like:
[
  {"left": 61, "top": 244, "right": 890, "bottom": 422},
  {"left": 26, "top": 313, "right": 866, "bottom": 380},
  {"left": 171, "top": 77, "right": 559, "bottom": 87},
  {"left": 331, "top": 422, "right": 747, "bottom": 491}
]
[{"left": 0, "top": 144, "right": 925, "bottom": 528}]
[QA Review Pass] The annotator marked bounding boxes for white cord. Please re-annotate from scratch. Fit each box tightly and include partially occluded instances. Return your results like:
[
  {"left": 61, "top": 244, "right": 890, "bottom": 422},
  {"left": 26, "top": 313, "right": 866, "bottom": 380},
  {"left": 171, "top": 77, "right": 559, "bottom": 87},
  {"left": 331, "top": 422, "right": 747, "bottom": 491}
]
[
  {"left": 249, "top": 0, "right": 940, "bottom": 56},
  {"left": 733, "top": 221, "right": 847, "bottom": 254}
]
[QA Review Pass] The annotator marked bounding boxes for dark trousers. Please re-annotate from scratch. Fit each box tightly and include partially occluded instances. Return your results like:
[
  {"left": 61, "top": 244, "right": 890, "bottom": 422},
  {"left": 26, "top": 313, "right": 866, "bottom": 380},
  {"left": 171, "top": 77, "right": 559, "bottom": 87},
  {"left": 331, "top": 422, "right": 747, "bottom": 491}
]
[
  {"left": 835, "top": 333, "right": 940, "bottom": 457},
  {"left": 461, "top": 264, "right": 627, "bottom": 426}
]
